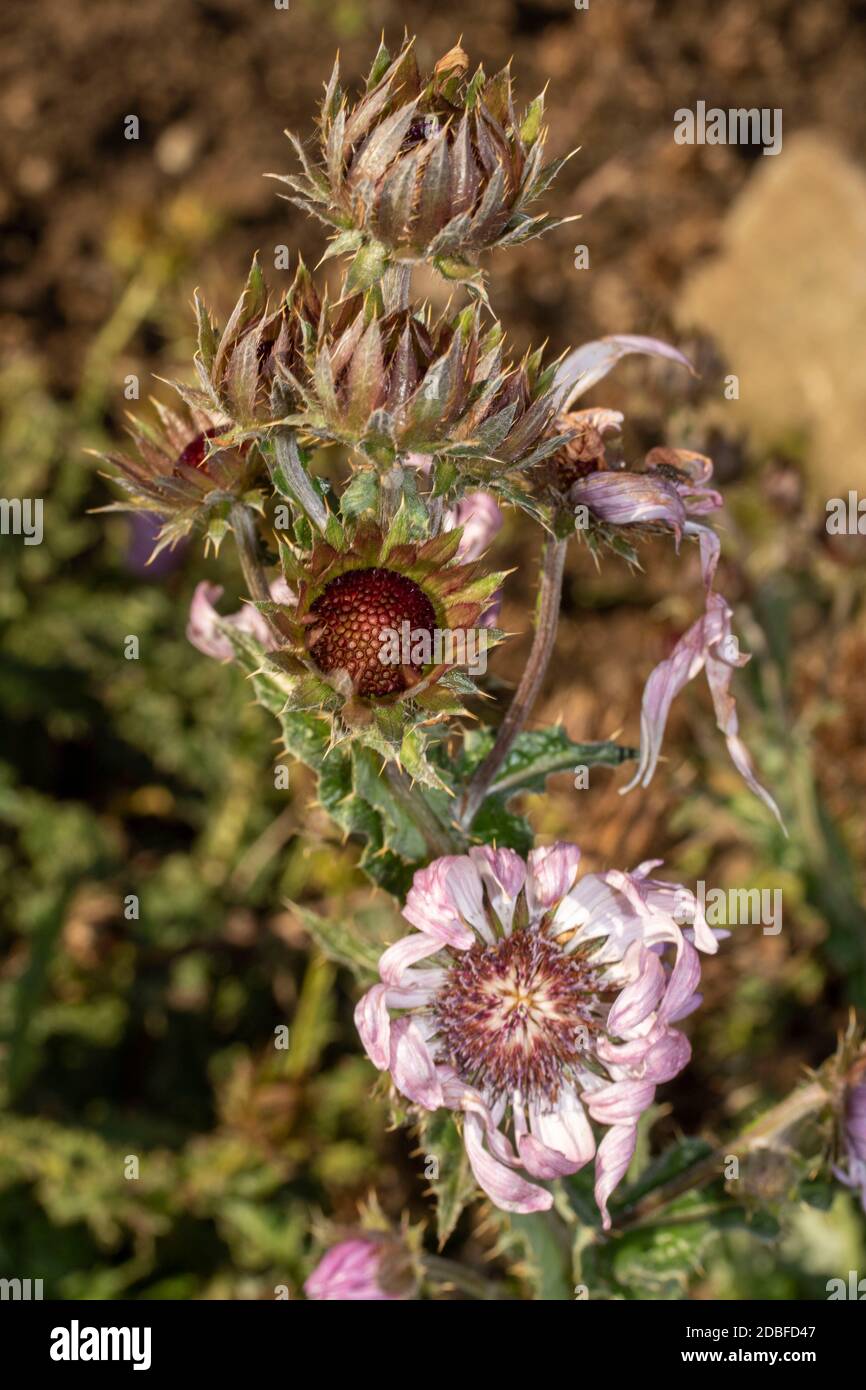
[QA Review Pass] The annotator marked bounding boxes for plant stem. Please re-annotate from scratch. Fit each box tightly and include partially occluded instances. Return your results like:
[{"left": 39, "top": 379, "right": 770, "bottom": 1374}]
[
  {"left": 612, "top": 1080, "right": 828, "bottom": 1233},
  {"left": 422, "top": 1253, "right": 502, "bottom": 1300},
  {"left": 458, "top": 536, "right": 568, "bottom": 829},
  {"left": 229, "top": 502, "right": 290, "bottom": 639},
  {"left": 230, "top": 503, "right": 271, "bottom": 602},
  {"left": 386, "top": 764, "right": 465, "bottom": 859}
]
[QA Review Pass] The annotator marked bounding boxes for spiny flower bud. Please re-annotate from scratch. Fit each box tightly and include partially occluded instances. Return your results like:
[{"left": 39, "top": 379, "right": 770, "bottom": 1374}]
[
  {"left": 305, "top": 1231, "right": 418, "bottom": 1301},
  {"left": 174, "top": 256, "right": 320, "bottom": 432},
  {"left": 96, "top": 400, "right": 265, "bottom": 558},
  {"left": 282, "top": 289, "right": 564, "bottom": 471},
  {"left": 278, "top": 37, "right": 573, "bottom": 281}
]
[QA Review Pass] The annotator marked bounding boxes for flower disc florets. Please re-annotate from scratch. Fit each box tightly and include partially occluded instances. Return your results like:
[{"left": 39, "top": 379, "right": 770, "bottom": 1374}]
[
  {"left": 274, "top": 525, "right": 506, "bottom": 730},
  {"left": 308, "top": 567, "right": 437, "bottom": 697},
  {"left": 355, "top": 843, "right": 720, "bottom": 1226},
  {"left": 433, "top": 931, "right": 601, "bottom": 1102}
]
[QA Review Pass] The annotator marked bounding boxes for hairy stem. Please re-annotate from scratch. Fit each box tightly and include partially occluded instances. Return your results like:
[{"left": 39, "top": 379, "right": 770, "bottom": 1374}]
[
  {"left": 612, "top": 1080, "right": 828, "bottom": 1233},
  {"left": 459, "top": 536, "right": 568, "bottom": 829},
  {"left": 386, "top": 764, "right": 465, "bottom": 859}
]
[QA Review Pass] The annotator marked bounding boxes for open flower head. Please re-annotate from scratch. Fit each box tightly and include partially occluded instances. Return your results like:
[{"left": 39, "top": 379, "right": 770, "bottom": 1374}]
[
  {"left": 267, "top": 524, "right": 506, "bottom": 764},
  {"left": 355, "top": 843, "right": 718, "bottom": 1227},
  {"left": 278, "top": 38, "right": 573, "bottom": 280}
]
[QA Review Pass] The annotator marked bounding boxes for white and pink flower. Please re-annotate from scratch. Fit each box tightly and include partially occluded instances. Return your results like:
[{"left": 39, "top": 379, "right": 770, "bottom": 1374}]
[{"left": 355, "top": 843, "right": 718, "bottom": 1228}]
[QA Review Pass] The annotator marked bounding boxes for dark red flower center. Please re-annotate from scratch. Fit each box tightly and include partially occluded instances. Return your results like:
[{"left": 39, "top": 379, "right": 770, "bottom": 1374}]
[
  {"left": 174, "top": 427, "right": 223, "bottom": 475},
  {"left": 433, "top": 930, "right": 598, "bottom": 1102},
  {"left": 307, "top": 566, "right": 437, "bottom": 698}
]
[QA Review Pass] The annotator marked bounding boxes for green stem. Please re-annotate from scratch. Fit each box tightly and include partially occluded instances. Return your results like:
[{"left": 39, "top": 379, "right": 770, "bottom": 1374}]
[
  {"left": 458, "top": 536, "right": 568, "bottom": 829},
  {"left": 386, "top": 764, "right": 465, "bottom": 859},
  {"left": 422, "top": 1253, "right": 502, "bottom": 1300},
  {"left": 612, "top": 1080, "right": 828, "bottom": 1233},
  {"left": 229, "top": 502, "right": 290, "bottom": 640}
]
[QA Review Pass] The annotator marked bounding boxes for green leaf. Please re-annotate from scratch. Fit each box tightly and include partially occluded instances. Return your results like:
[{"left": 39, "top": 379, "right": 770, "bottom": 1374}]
[
  {"left": 340, "top": 469, "right": 379, "bottom": 520},
  {"left": 351, "top": 746, "right": 427, "bottom": 864},
  {"left": 486, "top": 727, "right": 637, "bottom": 802},
  {"left": 287, "top": 901, "right": 384, "bottom": 982},
  {"left": 495, "top": 1211, "right": 573, "bottom": 1301},
  {"left": 346, "top": 240, "right": 389, "bottom": 294},
  {"left": 469, "top": 796, "right": 534, "bottom": 855},
  {"left": 607, "top": 1209, "right": 719, "bottom": 1299},
  {"left": 416, "top": 1111, "right": 477, "bottom": 1248}
]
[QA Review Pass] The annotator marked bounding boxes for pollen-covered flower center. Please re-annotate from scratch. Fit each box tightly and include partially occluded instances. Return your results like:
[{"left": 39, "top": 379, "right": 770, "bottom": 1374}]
[
  {"left": 433, "top": 930, "right": 598, "bottom": 1103},
  {"left": 307, "top": 567, "right": 436, "bottom": 698}
]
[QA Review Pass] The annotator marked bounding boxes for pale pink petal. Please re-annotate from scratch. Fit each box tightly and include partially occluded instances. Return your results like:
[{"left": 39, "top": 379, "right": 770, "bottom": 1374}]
[
  {"left": 704, "top": 598, "right": 784, "bottom": 829},
  {"left": 446, "top": 492, "right": 503, "bottom": 562},
  {"left": 659, "top": 936, "right": 701, "bottom": 1023},
  {"left": 526, "top": 1091, "right": 595, "bottom": 1175},
  {"left": 586, "top": 1079, "right": 656, "bottom": 1126},
  {"left": 389, "top": 1017, "right": 444, "bottom": 1110},
  {"left": 594, "top": 1124, "right": 638, "bottom": 1230},
  {"left": 187, "top": 579, "right": 285, "bottom": 661},
  {"left": 354, "top": 984, "right": 391, "bottom": 1070},
  {"left": 305, "top": 1238, "right": 396, "bottom": 1301},
  {"left": 555, "top": 334, "right": 695, "bottom": 408},
  {"left": 620, "top": 602, "right": 726, "bottom": 796},
  {"left": 443, "top": 857, "right": 490, "bottom": 937},
  {"left": 572, "top": 471, "right": 688, "bottom": 540},
  {"left": 606, "top": 943, "right": 666, "bottom": 1036},
  {"left": 402, "top": 858, "right": 476, "bottom": 949},
  {"left": 439, "top": 1071, "right": 521, "bottom": 1167},
  {"left": 527, "top": 842, "right": 582, "bottom": 914},
  {"left": 642, "top": 1029, "right": 692, "bottom": 1083},
  {"left": 378, "top": 933, "right": 444, "bottom": 987},
  {"left": 469, "top": 845, "right": 526, "bottom": 932},
  {"left": 463, "top": 1112, "right": 553, "bottom": 1213}
]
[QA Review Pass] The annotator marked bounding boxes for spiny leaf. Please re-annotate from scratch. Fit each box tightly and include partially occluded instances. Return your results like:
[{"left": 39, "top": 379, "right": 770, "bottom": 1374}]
[{"left": 416, "top": 1111, "right": 477, "bottom": 1248}]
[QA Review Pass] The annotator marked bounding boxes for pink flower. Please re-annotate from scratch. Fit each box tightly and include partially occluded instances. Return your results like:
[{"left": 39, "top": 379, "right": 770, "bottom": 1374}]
[
  {"left": 553, "top": 334, "right": 696, "bottom": 408},
  {"left": 354, "top": 845, "right": 718, "bottom": 1229},
  {"left": 572, "top": 453, "right": 783, "bottom": 829},
  {"left": 304, "top": 1234, "right": 415, "bottom": 1301},
  {"left": 186, "top": 577, "right": 293, "bottom": 661},
  {"left": 445, "top": 491, "right": 504, "bottom": 563},
  {"left": 834, "top": 1077, "right": 866, "bottom": 1213}
]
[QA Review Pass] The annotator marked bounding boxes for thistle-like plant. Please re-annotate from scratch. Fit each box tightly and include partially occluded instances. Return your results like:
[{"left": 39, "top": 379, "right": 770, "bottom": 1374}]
[{"left": 98, "top": 36, "right": 855, "bottom": 1294}]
